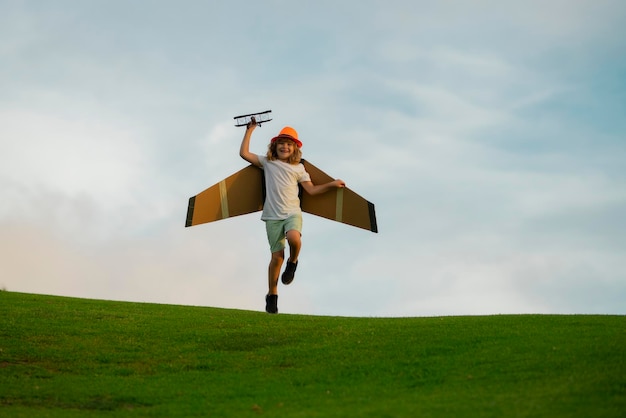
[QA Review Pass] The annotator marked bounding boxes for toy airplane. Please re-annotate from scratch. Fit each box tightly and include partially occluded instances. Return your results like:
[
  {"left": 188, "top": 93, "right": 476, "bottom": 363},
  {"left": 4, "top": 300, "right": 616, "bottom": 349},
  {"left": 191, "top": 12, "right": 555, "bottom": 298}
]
[
  {"left": 234, "top": 110, "right": 273, "bottom": 127},
  {"left": 185, "top": 112, "right": 378, "bottom": 233}
]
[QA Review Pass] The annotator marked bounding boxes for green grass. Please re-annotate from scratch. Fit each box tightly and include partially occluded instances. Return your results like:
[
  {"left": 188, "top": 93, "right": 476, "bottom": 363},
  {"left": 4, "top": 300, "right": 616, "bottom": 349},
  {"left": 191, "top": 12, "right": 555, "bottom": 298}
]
[{"left": 0, "top": 291, "right": 624, "bottom": 417}]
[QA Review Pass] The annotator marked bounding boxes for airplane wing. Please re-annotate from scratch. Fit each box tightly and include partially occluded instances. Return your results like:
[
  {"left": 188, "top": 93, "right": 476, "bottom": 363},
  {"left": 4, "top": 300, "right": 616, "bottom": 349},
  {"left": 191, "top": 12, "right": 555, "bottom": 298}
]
[
  {"left": 300, "top": 160, "right": 378, "bottom": 233},
  {"left": 186, "top": 160, "right": 378, "bottom": 233},
  {"left": 186, "top": 165, "right": 264, "bottom": 227}
]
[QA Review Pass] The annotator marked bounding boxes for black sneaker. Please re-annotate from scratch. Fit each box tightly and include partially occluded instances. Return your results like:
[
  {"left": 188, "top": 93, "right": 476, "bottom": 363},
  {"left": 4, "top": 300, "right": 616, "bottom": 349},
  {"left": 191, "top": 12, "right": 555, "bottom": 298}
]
[
  {"left": 281, "top": 261, "right": 298, "bottom": 285},
  {"left": 265, "top": 294, "right": 278, "bottom": 314}
]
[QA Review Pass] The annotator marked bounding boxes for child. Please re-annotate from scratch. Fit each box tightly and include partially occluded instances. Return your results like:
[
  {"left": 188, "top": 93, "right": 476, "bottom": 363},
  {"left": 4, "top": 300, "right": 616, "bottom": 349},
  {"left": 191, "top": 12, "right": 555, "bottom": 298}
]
[{"left": 239, "top": 118, "right": 345, "bottom": 314}]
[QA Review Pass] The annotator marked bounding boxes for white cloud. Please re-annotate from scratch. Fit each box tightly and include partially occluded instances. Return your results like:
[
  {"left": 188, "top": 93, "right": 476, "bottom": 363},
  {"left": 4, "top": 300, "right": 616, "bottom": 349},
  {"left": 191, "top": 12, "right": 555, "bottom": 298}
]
[{"left": 0, "top": 106, "right": 147, "bottom": 204}]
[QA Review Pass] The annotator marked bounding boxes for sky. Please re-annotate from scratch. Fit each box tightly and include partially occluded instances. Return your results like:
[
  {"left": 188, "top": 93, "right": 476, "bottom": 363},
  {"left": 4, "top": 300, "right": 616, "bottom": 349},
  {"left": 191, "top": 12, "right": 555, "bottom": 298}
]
[{"left": 1, "top": 0, "right": 625, "bottom": 317}]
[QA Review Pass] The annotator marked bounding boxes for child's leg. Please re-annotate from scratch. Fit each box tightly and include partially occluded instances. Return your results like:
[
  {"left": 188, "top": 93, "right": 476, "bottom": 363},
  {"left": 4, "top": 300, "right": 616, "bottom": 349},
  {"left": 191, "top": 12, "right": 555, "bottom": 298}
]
[
  {"left": 268, "top": 249, "right": 284, "bottom": 295},
  {"left": 284, "top": 214, "right": 303, "bottom": 263},
  {"left": 265, "top": 220, "right": 286, "bottom": 295},
  {"left": 285, "top": 229, "right": 301, "bottom": 263}
]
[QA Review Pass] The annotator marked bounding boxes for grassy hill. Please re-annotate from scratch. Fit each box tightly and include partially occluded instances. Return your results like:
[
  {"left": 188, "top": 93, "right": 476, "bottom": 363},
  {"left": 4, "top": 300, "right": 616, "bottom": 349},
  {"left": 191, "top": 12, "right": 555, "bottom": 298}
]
[{"left": 0, "top": 291, "right": 624, "bottom": 417}]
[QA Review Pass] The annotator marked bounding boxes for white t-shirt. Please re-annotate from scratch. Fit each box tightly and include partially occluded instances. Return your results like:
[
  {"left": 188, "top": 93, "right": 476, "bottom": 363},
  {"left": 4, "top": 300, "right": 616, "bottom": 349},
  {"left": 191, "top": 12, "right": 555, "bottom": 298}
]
[{"left": 258, "top": 155, "right": 311, "bottom": 220}]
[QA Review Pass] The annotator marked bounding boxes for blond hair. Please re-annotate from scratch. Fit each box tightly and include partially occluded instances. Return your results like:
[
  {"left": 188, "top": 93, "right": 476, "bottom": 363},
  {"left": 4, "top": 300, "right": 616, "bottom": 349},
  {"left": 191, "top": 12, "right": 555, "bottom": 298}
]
[{"left": 266, "top": 139, "right": 302, "bottom": 164}]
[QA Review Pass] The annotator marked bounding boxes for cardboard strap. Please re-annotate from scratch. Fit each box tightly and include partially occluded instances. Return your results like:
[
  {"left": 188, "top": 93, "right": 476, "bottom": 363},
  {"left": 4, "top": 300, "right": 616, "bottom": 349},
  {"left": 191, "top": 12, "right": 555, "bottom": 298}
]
[{"left": 219, "top": 180, "right": 229, "bottom": 219}]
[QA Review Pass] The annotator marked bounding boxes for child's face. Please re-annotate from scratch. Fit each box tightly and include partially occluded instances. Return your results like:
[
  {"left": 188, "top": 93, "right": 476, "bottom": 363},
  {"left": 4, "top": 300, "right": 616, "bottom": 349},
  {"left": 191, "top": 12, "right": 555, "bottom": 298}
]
[{"left": 275, "top": 139, "right": 296, "bottom": 160}]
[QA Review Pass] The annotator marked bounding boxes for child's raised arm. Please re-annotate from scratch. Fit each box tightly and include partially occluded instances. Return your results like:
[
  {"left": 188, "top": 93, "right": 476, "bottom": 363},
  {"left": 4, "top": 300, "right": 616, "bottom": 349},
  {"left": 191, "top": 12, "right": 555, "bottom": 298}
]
[{"left": 239, "top": 118, "right": 261, "bottom": 167}]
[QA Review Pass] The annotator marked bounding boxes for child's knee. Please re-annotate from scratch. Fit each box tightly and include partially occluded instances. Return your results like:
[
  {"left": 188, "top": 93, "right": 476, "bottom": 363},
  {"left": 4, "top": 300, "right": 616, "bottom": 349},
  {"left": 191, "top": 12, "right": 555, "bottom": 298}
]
[
  {"left": 286, "top": 230, "right": 301, "bottom": 244},
  {"left": 271, "top": 250, "right": 285, "bottom": 263}
]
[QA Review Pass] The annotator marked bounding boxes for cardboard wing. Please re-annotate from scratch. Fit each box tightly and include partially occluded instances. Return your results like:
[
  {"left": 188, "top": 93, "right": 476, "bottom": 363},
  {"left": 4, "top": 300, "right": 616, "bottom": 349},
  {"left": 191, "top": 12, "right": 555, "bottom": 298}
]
[
  {"left": 185, "top": 161, "right": 377, "bottom": 233},
  {"left": 185, "top": 165, "right": 264, "bottom": 227},
  {"left": 300, "top": 160, "right": 377, "bottom": 233}
]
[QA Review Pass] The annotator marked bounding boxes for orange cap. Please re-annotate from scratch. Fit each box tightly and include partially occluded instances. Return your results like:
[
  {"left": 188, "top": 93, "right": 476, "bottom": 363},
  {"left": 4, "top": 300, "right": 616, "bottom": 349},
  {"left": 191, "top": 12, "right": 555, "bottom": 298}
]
[{"left": 271, "top": 126, "right": 302, "bottom": 148}]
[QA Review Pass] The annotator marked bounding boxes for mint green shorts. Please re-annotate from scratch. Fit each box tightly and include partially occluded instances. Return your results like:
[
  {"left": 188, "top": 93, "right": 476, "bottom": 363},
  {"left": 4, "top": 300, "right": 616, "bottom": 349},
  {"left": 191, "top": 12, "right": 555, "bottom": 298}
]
[{"left": 265, "top": 214, "right": 303, "bottom": 253}]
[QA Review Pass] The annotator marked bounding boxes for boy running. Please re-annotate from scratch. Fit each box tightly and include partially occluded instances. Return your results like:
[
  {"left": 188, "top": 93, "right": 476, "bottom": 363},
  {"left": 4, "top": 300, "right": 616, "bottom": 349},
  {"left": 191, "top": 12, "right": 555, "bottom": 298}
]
[{"left": 239, "top": 118, "right": 345, "bottom": 314}]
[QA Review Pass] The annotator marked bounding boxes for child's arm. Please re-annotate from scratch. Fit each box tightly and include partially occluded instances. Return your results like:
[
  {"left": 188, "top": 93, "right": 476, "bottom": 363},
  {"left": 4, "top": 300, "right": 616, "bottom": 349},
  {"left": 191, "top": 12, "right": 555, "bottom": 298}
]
[
  {"left": 300, "top": 179, "right": 346, "bottom": 196},
  {"left": 239, "top": 118, "right": 261, "bottom": 167}
]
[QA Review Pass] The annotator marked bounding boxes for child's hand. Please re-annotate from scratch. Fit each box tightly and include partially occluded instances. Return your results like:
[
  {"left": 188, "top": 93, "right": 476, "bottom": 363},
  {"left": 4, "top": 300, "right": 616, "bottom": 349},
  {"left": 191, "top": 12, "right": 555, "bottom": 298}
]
[
  {"left": 247, "top": 117, "right": 257, "bottom": 131},
  {"left": 334, "top": 179, "right": 346, "bottom": 188}
]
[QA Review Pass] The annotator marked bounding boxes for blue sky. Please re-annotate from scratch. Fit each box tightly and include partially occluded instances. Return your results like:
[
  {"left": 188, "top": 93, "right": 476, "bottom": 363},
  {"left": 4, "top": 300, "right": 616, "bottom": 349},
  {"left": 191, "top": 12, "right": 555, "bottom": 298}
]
[{"left": 1, "top": 0, "right": 625, "bottom": 316}]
